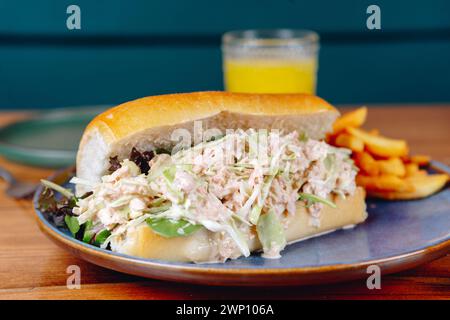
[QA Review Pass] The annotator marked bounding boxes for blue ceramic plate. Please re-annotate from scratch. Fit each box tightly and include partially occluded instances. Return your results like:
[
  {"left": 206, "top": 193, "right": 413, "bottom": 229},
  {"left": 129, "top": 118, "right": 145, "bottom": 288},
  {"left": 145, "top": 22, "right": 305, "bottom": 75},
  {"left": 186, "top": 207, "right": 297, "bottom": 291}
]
[{"left": 33, "top": 163, "right": 450, "bottom": 286}]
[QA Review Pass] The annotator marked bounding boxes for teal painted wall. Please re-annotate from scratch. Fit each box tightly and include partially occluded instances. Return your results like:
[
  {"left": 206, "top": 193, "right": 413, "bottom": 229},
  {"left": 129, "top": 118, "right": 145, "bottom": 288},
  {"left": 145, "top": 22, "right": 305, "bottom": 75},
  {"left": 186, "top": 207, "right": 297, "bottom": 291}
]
[{"left": 0, "top": 0, "right": 449, "bottom": 109}]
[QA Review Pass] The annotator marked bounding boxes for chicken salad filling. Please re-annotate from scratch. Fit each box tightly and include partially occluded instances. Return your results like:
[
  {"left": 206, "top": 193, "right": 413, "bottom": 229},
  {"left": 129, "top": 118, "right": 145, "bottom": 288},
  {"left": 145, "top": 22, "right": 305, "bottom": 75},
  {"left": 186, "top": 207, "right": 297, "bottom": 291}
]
[{"left": 41, "top": 130, "right": 358, "bottom": 261}]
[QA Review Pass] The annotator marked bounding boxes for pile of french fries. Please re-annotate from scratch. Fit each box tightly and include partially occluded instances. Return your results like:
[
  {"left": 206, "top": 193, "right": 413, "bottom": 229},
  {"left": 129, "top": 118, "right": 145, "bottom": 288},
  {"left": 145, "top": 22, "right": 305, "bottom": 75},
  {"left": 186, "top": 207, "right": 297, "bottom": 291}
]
[{"left": 328, "top": 107, "right": 448, "bottom": 200}]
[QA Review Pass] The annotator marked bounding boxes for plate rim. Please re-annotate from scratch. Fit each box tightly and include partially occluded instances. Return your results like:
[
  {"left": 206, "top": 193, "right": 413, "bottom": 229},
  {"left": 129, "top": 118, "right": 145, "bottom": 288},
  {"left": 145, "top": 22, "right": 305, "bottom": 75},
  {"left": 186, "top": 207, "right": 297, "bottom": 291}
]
[
  {"left": 0, "top": 106, "right": 111, "bottom": 166},
  {"left": 32, "top": 164, "right": 450, "bottom": 285}
]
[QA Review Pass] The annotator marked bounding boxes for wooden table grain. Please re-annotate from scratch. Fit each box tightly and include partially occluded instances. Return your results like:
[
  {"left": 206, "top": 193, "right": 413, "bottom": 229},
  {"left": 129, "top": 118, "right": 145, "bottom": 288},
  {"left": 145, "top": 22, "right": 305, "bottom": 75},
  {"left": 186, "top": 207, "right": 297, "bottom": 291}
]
[{"left": 0, "top": 106, "right": 449, "bottom": 300}]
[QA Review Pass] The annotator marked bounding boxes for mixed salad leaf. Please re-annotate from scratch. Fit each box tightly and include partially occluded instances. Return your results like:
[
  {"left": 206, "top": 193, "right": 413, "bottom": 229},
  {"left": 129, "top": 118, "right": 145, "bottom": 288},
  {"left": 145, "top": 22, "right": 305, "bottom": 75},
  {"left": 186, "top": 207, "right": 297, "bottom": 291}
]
[{"left": 38, "top": 147, "right": 159, "bottom": 248}]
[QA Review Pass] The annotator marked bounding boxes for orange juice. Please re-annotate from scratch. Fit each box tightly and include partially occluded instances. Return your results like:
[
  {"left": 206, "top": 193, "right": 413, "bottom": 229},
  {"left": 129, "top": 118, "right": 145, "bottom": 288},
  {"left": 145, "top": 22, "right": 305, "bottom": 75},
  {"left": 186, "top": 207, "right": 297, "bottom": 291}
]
[
  {"left": 224, "top": 58, "right": 317, "bottom": 94},
  {"left": 222, "top": 29, "right": 319, "bottom": 94}
]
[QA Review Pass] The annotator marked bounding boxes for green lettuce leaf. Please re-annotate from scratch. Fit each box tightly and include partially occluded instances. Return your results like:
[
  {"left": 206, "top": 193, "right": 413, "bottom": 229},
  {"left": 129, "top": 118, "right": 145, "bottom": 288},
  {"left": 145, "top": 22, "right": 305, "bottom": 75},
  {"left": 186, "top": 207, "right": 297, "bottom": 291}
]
[
  {"left": 146, "top": 217, "right": 202, "bottom": 238},
  {"left": 256, "top": 210, "right": 286, "bottom": 255},
  {"left": 298, "top": 193, "right": 337, "bottom": 209},
  {"left": 93, "top": 229, "right": 111, "bottom": 246},
  {"left": 64, "top": 215, "right": 80, "bottom": 236}
]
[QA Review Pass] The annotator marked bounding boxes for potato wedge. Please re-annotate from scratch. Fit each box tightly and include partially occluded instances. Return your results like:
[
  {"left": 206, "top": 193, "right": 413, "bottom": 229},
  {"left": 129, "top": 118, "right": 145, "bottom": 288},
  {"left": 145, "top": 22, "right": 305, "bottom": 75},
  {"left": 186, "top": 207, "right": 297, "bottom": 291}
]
[
  {"left": 347, "top": 127, "right": 408, "bottom": 158},
  {"left": 333, "top": 107, "right": 368, "bottom": 133},
  {"left": 356, "top": 174, "right": 414, "bottom": 192},
  {"left": 410, "top": 154, "right": 431, "bottom": 166},
  {"left": 354, "top": 152, "right": 379, "bottom": 176},
  {"left": 377, "top": 157, "right": 406, "bottom": 177},
  {"left": 368, "top": 174, "right": 448, "bottom": 200},
  {"left": 334, "top": 133, "right": 364, "bottom": 152}
]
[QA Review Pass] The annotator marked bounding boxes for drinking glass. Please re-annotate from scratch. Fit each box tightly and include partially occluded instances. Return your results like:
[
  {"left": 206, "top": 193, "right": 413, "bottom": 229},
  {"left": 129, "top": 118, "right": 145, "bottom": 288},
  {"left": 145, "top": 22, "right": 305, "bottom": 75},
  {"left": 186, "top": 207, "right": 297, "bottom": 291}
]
[{"left": 222, "top": 29, "right": 319, "bottom": 94}]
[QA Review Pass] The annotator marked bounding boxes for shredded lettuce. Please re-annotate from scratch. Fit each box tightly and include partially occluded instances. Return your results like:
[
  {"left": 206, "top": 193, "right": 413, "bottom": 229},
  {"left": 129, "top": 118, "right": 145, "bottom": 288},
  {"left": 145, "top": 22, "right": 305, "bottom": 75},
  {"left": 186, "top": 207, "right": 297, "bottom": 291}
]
[
  {"left": 249, "top": 173, "right": 276, "bottom": 225},
  {"left": 69, "top": 176, "right": 96, "bottom": 188},
  {"left": 237, "top": 184, "right": 262, "bottom": 219},
  {"left": 228, "top": 218, "right": 250, "bottom": 257},
  {"left": 149, "top": 197, "right": 166, "bottom": 207},
  {"left": 256, "top": 210, "right": 286, "bottom": 257},
  {"left": 200, "top": 219, "right": 250, "bottom": 257},
  {"left": 147, "top": 204, "right": 171, "bottom": 214},
  {"left": 249, "top": 205, "right": 263, "bottom": 225},
  {"left": 122, "top": 159, "right": 141, "bottom": 176},
  {"left": 298, "top": 192, "right": 337, "bottom": 209},
  {"left": 162, "top": 166, "right": 176, "bottom": 183},
  {"left": 159, "top": 167, "right": 184, "bottom": 202},
  {"left": 109, "top": 195, "right": 135, "bottom": 208},
  {"left": 324, "top": 153, "right": 336, "bottom": 171},
  {"left": 146, "top": 217, "right": 202, "bottom": 238},
  {"left": 41, "top": 179, "right": 74, "bottom": 199},
  {"left": 231, "top": 212, "right": 252, "bottom": 226},
  {"left": 329, "top": 145, "right": 352, "bottom": 156},
  {"left": 299, "top": 132, "right": 309, "bottom": 142},
  {"left": 77, "top": 207, "right": 97, "bottom": 225}
]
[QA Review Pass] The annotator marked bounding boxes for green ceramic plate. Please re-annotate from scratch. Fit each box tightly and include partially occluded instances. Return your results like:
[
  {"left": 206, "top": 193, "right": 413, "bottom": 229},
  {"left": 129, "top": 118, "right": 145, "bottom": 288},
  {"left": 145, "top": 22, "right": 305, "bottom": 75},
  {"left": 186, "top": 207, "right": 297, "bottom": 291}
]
[{"left": 0, "top": 106, "right": 110, "bottom": 168}]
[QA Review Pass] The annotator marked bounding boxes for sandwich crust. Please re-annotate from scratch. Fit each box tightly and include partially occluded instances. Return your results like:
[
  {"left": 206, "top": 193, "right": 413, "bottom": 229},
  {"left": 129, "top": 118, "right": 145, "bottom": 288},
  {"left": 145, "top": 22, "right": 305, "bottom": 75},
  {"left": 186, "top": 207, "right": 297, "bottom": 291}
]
[{"left": 85, "top": 91, "right": 336, "bottom": 143}]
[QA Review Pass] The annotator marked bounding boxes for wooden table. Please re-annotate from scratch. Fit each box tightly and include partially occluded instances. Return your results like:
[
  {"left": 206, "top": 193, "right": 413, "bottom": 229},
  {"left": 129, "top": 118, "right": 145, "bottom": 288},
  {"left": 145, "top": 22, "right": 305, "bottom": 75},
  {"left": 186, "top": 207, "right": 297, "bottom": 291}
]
[{"left": 0, "top": 106, "right": 449, "bottom": 300}]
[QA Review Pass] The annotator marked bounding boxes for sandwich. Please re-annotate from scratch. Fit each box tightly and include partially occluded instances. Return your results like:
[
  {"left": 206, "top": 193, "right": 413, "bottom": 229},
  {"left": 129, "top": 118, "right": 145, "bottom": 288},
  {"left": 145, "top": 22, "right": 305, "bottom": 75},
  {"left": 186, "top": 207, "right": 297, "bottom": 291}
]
[{"left": 47, "top": 91, "right": 367, "bottom": 263}]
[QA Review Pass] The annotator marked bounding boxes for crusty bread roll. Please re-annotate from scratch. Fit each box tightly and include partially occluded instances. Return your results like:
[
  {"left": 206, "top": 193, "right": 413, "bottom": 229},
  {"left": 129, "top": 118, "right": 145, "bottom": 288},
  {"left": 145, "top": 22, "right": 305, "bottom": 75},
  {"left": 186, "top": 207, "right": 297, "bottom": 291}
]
[
  {"left": 76, "top": 91, "right": 339, "bottom": 194},
  {"left": 75, "top": 91, "right": 367, "bottom": 263},
  {"left": 112, "top": 188, "right": 367, "bottom": 262}
]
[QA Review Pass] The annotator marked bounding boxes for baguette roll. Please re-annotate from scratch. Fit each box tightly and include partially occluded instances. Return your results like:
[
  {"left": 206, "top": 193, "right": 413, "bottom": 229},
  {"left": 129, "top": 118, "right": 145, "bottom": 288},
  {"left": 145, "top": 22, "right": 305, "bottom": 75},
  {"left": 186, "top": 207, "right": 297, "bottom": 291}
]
[{"left": 73, "top": 91, "right": 367, "bottom": 263}]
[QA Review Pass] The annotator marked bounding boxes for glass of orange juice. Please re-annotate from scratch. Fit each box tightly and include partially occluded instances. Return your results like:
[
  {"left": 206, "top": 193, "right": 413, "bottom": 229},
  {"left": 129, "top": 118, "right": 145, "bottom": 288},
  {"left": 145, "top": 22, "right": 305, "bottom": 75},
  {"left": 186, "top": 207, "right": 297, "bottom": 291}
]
[{"left": 222, "top": 29, "right": 319, "bottom": 94}]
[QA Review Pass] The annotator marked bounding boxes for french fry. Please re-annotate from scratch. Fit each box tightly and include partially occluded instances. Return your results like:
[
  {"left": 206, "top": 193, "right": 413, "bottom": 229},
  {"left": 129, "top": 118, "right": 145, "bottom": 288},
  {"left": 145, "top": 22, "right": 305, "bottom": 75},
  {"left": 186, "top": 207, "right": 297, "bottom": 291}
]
[
  {"left": 416, "top": 169, "right": 428, "bottom": 176},
  {"left": 330, "top": 107, "right": 441, "bottom": 200},
  {"left": 354, "top": 152, "right": 379, "bottom": 176},
  {"left": 356, "top": 174, "right": 414, "bottom": 192},
  {"left": 334, "top": 133, "right": 364, "bottom": 152},
  {"left": 401, "top": 155, "right": 411, "bottom": 163},
  {"left": 410, "top": 154, "right": 431, "bottom": 166},
  {"left": 325, "top": 133, "right": 336, "bottom": 144},
  {"left": 405, "top": 163, "right": 420, "bottom": 177},
  {"left": 377, "top": 157, "right": 406, "bottom": 177},
  {"left": 333, "top": 107, "right": 368, "bottom": 133},
  {"left": 346, "top": 127, "right": 409, "bottom": 158},
  {"left": 368, "top": 174, "right": 448, "bottom": 200}
]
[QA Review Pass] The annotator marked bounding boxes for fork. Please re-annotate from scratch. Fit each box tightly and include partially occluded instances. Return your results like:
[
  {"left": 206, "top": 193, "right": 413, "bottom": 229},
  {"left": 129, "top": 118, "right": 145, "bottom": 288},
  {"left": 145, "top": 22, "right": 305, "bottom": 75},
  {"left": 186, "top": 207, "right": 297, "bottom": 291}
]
[{"left": 0, "top": 165, "right": 38, "bottom": 199}]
